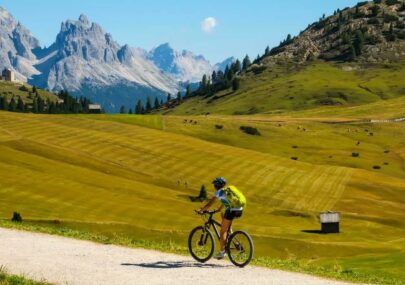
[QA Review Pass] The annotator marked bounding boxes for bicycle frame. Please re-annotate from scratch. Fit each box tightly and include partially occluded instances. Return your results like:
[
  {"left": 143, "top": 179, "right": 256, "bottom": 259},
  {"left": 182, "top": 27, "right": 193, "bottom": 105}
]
[{"left": 202, "top": 212, "right": 233, "bottom": 242}]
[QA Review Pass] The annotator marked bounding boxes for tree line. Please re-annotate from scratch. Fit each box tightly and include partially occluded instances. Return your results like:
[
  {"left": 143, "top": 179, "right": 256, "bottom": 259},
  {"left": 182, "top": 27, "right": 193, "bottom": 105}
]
[
  {"left": 121, "top": 91, "right": 184, "bottom": 114},
  {"left": 0, "top": 86, "right": 94, "bottom": 114}
]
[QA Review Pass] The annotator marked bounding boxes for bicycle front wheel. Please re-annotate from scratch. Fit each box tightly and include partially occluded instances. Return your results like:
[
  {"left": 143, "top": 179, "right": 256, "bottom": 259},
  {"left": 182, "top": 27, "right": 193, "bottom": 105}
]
[
  {"left": 227, "top": 230, "right": 254, "bottom": 267},
  {"left": 188, "top": 226, "right": 215, "bottom": 263}
]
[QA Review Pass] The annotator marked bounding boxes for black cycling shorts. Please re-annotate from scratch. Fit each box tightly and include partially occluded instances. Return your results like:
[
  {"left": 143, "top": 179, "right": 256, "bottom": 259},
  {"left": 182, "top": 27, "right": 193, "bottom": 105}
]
[{"left": 224, "top": 209, "right": 243, "bottom": 220}]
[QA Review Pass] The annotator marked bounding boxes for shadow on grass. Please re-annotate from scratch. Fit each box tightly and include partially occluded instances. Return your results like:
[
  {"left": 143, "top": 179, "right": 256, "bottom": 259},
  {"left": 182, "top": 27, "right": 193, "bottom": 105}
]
[
  {"left": 301, "top": 230, "right": 324, "bottom": 234},
  {"left": 121, "top": 260, "right": 232, "bottom": 269}
]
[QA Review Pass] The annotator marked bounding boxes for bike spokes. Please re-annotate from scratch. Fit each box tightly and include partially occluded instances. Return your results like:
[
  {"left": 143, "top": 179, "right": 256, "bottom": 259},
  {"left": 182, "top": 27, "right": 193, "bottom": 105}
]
[
  {"left": 227, "top": 231, "right": 253, "bottom": 267},
  {"left": 188, "top": 226, "right": 215, "bottom": 263}
]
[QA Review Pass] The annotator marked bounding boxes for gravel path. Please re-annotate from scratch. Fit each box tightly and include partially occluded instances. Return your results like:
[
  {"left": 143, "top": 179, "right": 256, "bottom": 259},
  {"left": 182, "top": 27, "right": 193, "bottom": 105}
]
[{"left": 0, "top": 228, "right": 362, "bottom": 285}]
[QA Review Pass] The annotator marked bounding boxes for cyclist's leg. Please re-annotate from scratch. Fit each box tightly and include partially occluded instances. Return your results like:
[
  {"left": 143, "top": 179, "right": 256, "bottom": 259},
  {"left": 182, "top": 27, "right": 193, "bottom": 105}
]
[{"left": 220, "top": 216, "right": 232, "bottom": 251}]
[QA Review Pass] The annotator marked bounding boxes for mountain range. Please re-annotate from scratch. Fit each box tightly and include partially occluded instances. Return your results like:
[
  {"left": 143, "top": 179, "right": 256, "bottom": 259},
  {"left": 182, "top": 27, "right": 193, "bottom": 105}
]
[{"left": 0, "top": 7, "right": 233, "bottom": 112}]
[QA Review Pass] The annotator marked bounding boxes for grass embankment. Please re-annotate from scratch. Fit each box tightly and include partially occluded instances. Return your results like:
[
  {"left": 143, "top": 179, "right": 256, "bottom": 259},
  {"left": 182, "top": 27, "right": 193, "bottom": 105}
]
[
  {"left": 0, "top": 266, "right": 49, "bottom": 285},
  {"left": 167, "top": 61, "right": 405, "bottom": 116},
  {"left": 0, "top": 81, "right": 58, "bottom": 104},
  {"left": 0, "top": 110, "right": 404, "bottom": 284}
]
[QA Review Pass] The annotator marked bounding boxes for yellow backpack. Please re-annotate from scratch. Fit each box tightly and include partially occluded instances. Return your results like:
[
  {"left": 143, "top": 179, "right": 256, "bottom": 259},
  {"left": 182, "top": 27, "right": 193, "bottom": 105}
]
[{"left": 224, "top": 186, "right": 246, "bottom": 208}]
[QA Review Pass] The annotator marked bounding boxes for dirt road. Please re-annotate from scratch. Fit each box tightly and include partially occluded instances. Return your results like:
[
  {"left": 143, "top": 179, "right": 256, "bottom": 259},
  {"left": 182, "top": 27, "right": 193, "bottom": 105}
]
[{"left": 0, "top": 228, "right": 363, "bottom": 285}]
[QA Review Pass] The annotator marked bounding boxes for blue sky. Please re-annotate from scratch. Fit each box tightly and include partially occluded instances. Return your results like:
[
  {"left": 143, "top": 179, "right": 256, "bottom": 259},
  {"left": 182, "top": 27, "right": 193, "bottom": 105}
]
[{"left": 1, "top": 0, "right": 360, "bottom": 63}]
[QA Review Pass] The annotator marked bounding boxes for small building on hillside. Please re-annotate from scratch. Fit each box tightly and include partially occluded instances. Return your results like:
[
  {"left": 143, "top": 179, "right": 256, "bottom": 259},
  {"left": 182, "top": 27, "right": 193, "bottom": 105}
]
[
  {"left": 88, "top": 104, "right": 102, "bottom": 114},
  {"left": 320, "top": 211, "right": 340, "bottom": 234},
  {"left": 1, "top": 68, "right": 16, "bottom": 82}
]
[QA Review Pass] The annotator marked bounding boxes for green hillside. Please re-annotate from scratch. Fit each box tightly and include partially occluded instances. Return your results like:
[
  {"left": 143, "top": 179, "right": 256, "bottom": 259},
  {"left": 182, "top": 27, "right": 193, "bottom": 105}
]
[
  {"left": 0, "top": 105, "right": 404, "bottom": 284},
  {"left": 167, "top": 61, "right": 405, "bottom": 115},
  {"left": 0, "top": 81, "right": 58, "bottom": 104}
]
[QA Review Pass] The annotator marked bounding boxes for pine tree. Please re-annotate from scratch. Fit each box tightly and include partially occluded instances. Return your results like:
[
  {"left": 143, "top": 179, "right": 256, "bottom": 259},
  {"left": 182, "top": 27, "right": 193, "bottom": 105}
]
[
  {"left": 8, "top": 97, "right": 16, "bottom": 112},
  {"left": 232, "top": 77, "right": 240, "bottom": 91},
  {"left": 48, "top": 102, "right": 55, "bottom": 114},
  {"left": 265, "top": 46, "right": 270, "bottom": 56},
  {"left": 2, "top": 97, "right": 8, "bottom": 111},
  {"left": 0, "top": 96, "right": 3, "bottom": 110},
  {"left": 226, "top": 67, "right": 234, "bottom": 81},
  {"left": 135, "top": 99, "right": 143, "bottom": 114},
  {"left": 32, "top": 86, "right": 37, "bottom": 93},
  {"left": 242, "top": 55, "right": 251, "bottom": 70},
  {"left": 37, "top": 97, "right": 44, "bottom": 113},
  {"left": 17, "top": 97, "right": 25, "bottom": 112},
  {"left": 353, "top": 31, "right": 364, "bottom": 56},
  {"left": 154, "top": 97, "right": 160, "bottom": 109},
  {"left": 216, "top": 70, "right": 224, "bottom": 82},
  {"left": 349, "top": 44, "right": 357, "bottom": 60},
  {"left": 212, "top": 70, "right": 217, "bottom": 83},
  {"left": 185, "top": 84, "right": 192, "bottom": 97},
  {"left": 232, "top": 59, "right": 241, "bottom": 73},
  {"left": 119, "top": 105, "right": 126, "bottom": 114},
  {"left": 176, "top": 92, "right": 182, "bottom": 102},
  {"left": 32, "top": 97, "right": 38, "bottom": 113},
  {"left": 128, "top": 108, "right": 133, "bottom": 114},
  {"left": 199, "top": 185, "right": 207, "bottom": 200},
  {"left": 145, "top": 96, "right": 152, "bottom": 113},
  {"left": 201, "top": 74, "right": 208, "bottom": 91},
  {"left": 167, "top": 93, "right": 172, "bottom": 103}
]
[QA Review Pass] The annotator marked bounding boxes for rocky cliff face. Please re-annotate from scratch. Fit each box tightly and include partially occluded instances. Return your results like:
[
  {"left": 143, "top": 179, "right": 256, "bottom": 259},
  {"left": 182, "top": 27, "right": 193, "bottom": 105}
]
[
  {"left": 148, "top": 43, "right": 214, "bottom": 83},
  {"left": 261, "top": 1, "right": 405, "bottom": 65},
  {"left": 0, "top": 7, "right": 40, "bottom": 81}
]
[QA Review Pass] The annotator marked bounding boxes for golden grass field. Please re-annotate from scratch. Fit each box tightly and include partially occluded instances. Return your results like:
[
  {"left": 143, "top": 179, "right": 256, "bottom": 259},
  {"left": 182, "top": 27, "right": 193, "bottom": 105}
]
[{"left": 0, "top": 101, "right": 404, "bottom": 284}]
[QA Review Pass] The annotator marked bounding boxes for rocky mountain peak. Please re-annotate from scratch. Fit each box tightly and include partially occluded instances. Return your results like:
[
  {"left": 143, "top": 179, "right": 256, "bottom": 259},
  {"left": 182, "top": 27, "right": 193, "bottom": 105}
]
[
  {"left": 148, "top": 43, "right": 213, "bottom": 82},
  {"left": 78, "top": 14, "right": 89, "bottom": 26},
  {"left": 56, "top": 15, "right": 119, "bottom": 62},
  {"left": 0, "top": 6, "right": 40, "bottom": 80}
]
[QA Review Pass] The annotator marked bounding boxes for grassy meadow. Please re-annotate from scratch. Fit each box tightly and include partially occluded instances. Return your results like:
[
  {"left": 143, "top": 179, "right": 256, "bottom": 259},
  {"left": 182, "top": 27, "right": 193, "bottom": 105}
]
[
  {"left": 0, "top": 81, "right": 58, "bottom": 104},
  {"left": 0, "top": 101, "right": 404, "bottom": 284},
  {"left": 167, "top": 61, "right": 405, "bottom": 116}
]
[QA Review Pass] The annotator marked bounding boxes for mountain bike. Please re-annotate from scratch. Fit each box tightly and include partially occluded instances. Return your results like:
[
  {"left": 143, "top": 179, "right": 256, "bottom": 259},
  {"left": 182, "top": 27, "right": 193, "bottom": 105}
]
[{"left": 188, "top": 210, "right": 254, "bottom": 267}]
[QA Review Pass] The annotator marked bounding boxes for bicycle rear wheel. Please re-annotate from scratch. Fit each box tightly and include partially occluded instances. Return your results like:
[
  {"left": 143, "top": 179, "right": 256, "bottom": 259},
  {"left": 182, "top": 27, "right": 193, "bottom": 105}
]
[
  {"left": 227, "top": 230, "right": 254, "bottom": 267},
  {"left": 188, "top": 226, "right": 215, "bottom": 263}
]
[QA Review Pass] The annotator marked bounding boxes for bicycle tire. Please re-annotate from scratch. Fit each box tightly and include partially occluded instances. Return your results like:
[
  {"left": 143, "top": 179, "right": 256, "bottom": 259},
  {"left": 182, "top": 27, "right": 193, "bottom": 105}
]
[
  {"left": 227, "top": 230, "right": 254, "bottom": 267},
  {"left": 188, "top": 226, "right": 215, "bottom": 263}
]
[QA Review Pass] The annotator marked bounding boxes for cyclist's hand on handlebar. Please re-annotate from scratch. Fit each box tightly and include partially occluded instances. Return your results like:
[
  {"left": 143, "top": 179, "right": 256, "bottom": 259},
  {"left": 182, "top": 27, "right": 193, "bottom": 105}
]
[{"left": 195, "top": 209, "right": 204, "bottom": 215}]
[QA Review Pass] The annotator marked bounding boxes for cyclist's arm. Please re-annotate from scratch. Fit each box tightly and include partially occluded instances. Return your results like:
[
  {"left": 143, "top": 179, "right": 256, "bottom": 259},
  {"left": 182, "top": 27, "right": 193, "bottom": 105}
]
[{"left": 200, "top": 196, "right": 217, "bottom": 212}]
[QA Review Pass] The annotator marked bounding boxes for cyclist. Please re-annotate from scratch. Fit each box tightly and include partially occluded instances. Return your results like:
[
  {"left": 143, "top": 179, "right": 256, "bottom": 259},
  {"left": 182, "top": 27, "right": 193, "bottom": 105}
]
[{"left": 198, "top": 177, "right": 245, "bottom": 260}]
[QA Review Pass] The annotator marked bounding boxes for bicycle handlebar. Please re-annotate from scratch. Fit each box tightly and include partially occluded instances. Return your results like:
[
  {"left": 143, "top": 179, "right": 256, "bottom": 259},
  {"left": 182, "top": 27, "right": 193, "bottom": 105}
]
[{"left": 195, "top": 209, "right": 219, "bottom": 215}]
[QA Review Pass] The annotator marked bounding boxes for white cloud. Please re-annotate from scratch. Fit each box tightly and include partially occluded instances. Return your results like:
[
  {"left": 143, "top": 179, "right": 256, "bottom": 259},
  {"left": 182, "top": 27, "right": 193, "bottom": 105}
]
[{"left": 201, "top": 17, "right": 217, "bottom": 33}]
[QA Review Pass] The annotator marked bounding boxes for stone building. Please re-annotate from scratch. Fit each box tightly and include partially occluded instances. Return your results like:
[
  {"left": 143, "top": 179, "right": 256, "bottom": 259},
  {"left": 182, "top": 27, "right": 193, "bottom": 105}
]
[{"left": 1, "top": 68, "right": 15, "bottom": 82}]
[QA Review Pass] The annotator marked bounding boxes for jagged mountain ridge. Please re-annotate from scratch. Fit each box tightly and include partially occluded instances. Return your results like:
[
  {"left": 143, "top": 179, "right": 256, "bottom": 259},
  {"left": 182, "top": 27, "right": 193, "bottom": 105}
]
[
  {"left": 0, "top": 7, "right": 40, "bottom": 82},
  {"left": 0, "top": 9, "right": 231, "bottom": 112}
]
